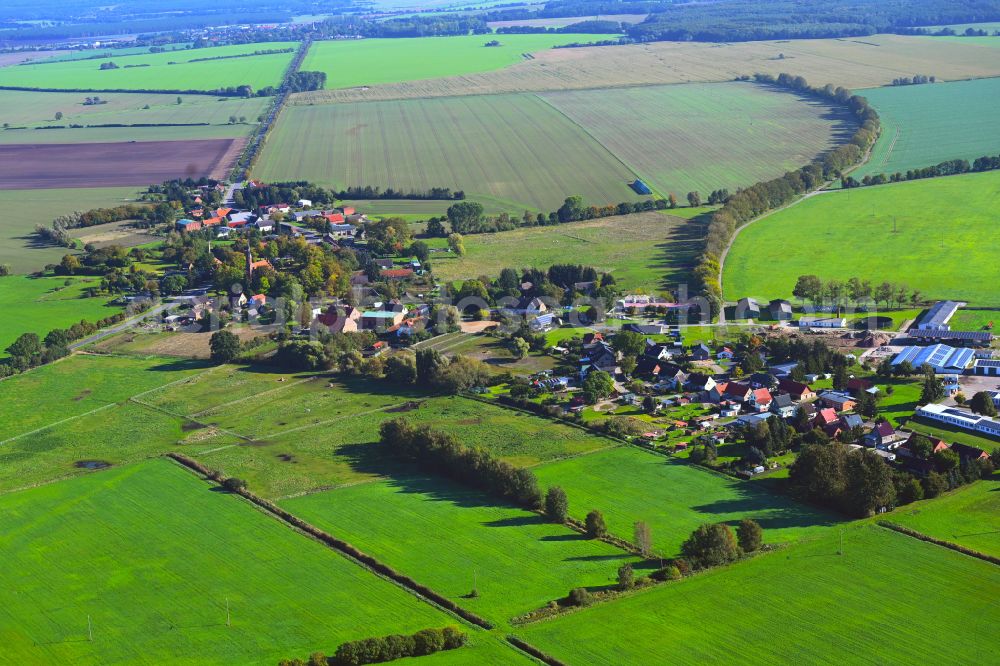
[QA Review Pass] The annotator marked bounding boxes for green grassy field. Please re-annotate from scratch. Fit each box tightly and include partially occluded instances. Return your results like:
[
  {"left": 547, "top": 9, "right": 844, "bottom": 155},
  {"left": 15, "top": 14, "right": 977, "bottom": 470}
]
[
  {"left": 948, "top": 308, "right": 1000, "bottom": 331},
  {"left": 302, "top": 34, "right": 595, "bottom": 89},
  {"left": 855, "top": 78, "right": 1000, "bottom": 179},
  {"left": 723, "top": 170, "right": 1000, "bottom": 305},
  {"left": 0, "top": 275, "right": 121, "bottom": 352},
  {"left": 517, "top": 524, "right": 1000, "bottom": 663},
  {"left": 255, "top": 92, "right": 643, "bottom": 211},
  {"left": 283, "top": 476, "right": 643, "bottom": 625},
  {"left": 429, "top": 210, "right": 707, "bottom": 291},
  {"left": 892, "top": 477, "right": 1000, "bottom": 557},
  {"left": 0, "top": 459, "right": 522, "bottom": 664},
  {"left": 541, "top": 82, "right": 853, "bottom": 198},
  {"left": 0, "top": 42, "right": 296, "bottom": 92},
  {"left": 0, "top": 186, "right": 140, "bottom": 273},
  {"left": 532, "top": 447, "right": 841, "bottom": 556}
]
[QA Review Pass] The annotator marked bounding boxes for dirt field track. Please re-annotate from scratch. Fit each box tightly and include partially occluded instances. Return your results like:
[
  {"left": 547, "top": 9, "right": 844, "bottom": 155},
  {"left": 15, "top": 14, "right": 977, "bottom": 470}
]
[{"left": 0, "top": 138, "right": 244, "bottom": 189}]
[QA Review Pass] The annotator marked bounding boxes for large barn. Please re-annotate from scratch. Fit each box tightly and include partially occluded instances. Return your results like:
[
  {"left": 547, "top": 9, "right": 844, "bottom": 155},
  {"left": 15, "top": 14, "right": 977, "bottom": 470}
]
[{"left": 892, "top": 344, "right": 975, "bottom": 374}]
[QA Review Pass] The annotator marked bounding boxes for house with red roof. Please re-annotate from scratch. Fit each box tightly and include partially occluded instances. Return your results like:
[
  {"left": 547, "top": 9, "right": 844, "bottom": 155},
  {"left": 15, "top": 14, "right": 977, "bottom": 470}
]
[
  {"left": 381, "top": 268, "right": 414, "bottom": 280},
  {"left": 339, "top": 206, "right": 356, "bottom": 216},
  {"left": 202, "top": 216, "right": 225, "bottom": 227},
  {"left": 323, "top": 212, "right": 345, "bottom": 224},
  {"left": 749, "top": 388, "right": 773, "bottom": 412},
  {"left": 317, "top": 305, "right": 360, "bottom": 333},
  {"left": 813, "top": 407, "right": 839, "bottom": 429}
]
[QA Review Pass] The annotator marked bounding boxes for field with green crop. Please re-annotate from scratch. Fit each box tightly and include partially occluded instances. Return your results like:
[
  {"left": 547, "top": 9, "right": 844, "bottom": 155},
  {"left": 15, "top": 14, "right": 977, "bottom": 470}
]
[
  {"left": 0, "top": 459, "right": 522, "bottom": 664},
  {"left": 429, "top": 210, "right": 707, "bottom": 291},
  {"left": 283, "top": 476, "right": 643, "bottom": 625},
  {"left": 302, "top": 34, "right": 595, "bottom": 89},
  {"left": 0, "top": 186, "right": 139, "bottom": 273},
  {"left": 254, "top": 92, "right": 643, "bottom": 211},
  {"left": 517, "top": 524, "right": 1000, "bottom": 663},
  {"left": 854, "top": 78, "right": 1000, "bottom": 179},
  {"left": 0, "top": 275, "right": 121, "bottom": 352},
  {"left": 0, "top": 42, "right": 296, "bottom": 91},
  {"left": 892, "top": 478, "right": 1000, "bottom": 557},
  {"left": 532, "top": 447, "right": 841, "bottom": 556},
  {"left": 541, "top": 82, "right": 853, "bottom": 197},
  {"left": 723, "top": 170, "right": 1000, "bottom": 305}
]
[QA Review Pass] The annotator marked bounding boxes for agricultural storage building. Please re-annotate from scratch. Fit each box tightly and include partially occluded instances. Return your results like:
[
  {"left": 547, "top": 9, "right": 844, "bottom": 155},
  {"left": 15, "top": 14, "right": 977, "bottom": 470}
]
[
  {"left": 915, "top": 300, "right": 963, "bottom": 330},
  {"left": 892, "top": 344, "right": 974, "bottom": 374},
  {"left": 916, "top": 403, "right": 1000, "bottom": 438},
  {"left": 974, "top": 359, "right": 1000, "bottom": 376},
  {"left": 798, "top": 316, "right": 847, "bottom": 328},
  {"left": 630, "top": 179, "right": 652, "bottom": 195},
  {"left": 911, "top": 329, "right": 993, "bottom": 346}
]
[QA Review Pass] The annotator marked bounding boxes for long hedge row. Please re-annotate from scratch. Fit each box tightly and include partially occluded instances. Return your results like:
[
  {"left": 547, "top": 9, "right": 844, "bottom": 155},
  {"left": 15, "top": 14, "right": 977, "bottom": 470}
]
[
  {"left": 697, "top": 73, "right": 881, "bottom": 310},
  {"left": 878, "top": 521, "right": 1000, "bottom": 566},
  {"left": 165, "top": 453, "right": 493, "bottom": 629}
]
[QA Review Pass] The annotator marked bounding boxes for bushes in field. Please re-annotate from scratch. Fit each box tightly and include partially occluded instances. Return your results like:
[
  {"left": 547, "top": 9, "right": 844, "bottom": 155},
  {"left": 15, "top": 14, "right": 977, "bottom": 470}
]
[
  {"left": 379, "top": 418, "right": 543, "bottom": 509},
  {"left": 445, "top": 196, "right": 669, "bottom": 235},
  {"left": 277, "top": 626, "right": 466, "bottom": 665},
  {"left": 1, "top": 313, "right": 129, "bottom": 377}
]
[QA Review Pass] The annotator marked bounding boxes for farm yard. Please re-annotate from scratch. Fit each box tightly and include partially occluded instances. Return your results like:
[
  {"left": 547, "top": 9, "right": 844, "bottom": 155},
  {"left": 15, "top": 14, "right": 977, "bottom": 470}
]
[
  {"left": 301, "top": 34, "right": 595, "bottom": 89},
  {"left": 293, "top": 34, "right": 1000, "bottom": 105},
  {"left": 0, "top": 42, "right": 297, "bottom": 92},
  {"left": 0, "top": 459, "right": 522, "bottom": 664},
  {"left": 891, "top": 478, "right": 1000, "bottom": 557},
  {"left": 854, "top": 77, "right": 1000, "bottom": 179},
  {"left": 517, "top": 525, "right": 1000, "bottom": 664},
  {"left": 540, "top": 82, "right": 854, "bottom": 198},
  {"left": 722, "top": 170, "right": 1000, "bottom": 306},
  {"left": 429, "top": 210, "right": 707, "bottom": 291},
  {"left": 254, "top": 93, "right": 643, "bottom": 211},
  {"left": 283, "top": 477, "right": 643, "bottom": 625},
  {"left": 532, "top": 446, "right": 840, "bottom": 556},
  {"left": 0, "top": 138, "right": 244, "bottom": 189},
  {"left": 0, "top": 186, "right": 139, "bottom": 273}
]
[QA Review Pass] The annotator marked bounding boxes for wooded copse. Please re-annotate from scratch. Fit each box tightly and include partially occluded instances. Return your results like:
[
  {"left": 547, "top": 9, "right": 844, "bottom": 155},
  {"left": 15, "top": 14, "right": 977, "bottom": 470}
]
[{"left": 696, "top": 74, "right": 880, "bottom": 312}]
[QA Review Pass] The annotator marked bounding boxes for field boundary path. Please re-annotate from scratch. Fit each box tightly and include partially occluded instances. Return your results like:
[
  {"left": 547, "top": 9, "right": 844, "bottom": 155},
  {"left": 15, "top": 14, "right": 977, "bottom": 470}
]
[{"left": 69, "top": 302, "right": 170, "bottom": 350}]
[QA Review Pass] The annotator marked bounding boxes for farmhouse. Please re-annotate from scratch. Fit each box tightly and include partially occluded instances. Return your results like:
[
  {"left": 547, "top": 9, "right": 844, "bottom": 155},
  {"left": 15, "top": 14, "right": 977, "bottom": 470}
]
[
  {"left": 734, "top": 297, "right": 761, "bottom": 320},
  {"left": 768, "top": 299, "right": 793, "bottom": 321},
  {"left": 892, "top": 344, "right": 975, "bottom": 374}
]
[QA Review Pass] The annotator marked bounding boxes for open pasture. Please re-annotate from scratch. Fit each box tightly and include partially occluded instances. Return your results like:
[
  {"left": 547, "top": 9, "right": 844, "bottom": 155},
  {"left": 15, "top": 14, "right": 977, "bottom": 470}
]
[
  {"left": 429, "top": 210, "right": 705, "bottom": 291},
  {"left": 283, "top": 476, "right": 642, "bottom": 625},
  {"left": 488, "top": 14, "right": 648, "bottom": 29},
  {"left": 0, "top": 42, "right": 296, "bottom": 92},
  {"left": 532, "top": 446, "right": 840, "bottom": 556},
  {"left": 294, "top": 34, "right": 1000, "bottom": 105},
  {"left": 518, "top": 525, "right": 1000, "bottom": 664},
  {"left": 541, "top": 82, "right": 853, "bottom": 199},
  {"left": 0, "top": 276, "right": 120, "bottom": 353},
  {"left": 0, "top": 138, "right": 243, "bottom": 189},
  {"left": 0, "top": 186, "right": 139, "bottom": 273},
  {"left": 723, "top": 170, "right": 1000, "bottom": 305},
  {"left": 0, "top": 459, "right": 508, "bottom": 664},
  {"left": 302, "top": 34, "right": 595, "bottom": 89},
  {"left": 255, "top": 93, "right": 642, "bottom": 211},
  {"left": 892, "top": 478, "right": 1000, "bottom": 557},
  {"left": 856, "top": 77, "right": 1000, "bottom": 179}
]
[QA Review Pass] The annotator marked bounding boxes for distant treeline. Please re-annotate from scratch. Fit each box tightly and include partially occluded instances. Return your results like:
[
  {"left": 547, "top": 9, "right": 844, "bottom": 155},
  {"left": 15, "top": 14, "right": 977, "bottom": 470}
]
[
  {"left": 495, "top": 20, "right": 628, "bottom": 35},
  {"left": 696, "top": 73, "right": 880, "bottom": 311},
  {"left": 0, "top": 84, "right": 257, "bottom": 97},
  {"left": 335, "top": 185, "right": 465, "bottom": 201},
  {"left": 186, "top": 47, "right": 294, "bottom": 63},
  {"left": 844, "top": 153, "right": 1000, "bottom": 188},
  {"left": 443, "top": 196, "right": 670, "bottom": 235},
  {"left": 279, "top": 627, "right": 466, "bottom": 666}
]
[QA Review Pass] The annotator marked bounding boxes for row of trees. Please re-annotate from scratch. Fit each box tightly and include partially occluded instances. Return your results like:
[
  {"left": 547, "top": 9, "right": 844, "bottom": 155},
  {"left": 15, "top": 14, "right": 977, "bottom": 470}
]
[
  {"left": 444, "top": 196, "right": 671, "bottom": 235},
  {"left": 681, "top": 519, "right": 763, "bottom": 569},
  {"left": 380, "top": 419, "right": 542, "bottom": 508},
  {"left": 335, "top": 185, "right": 464, "bottom": 201},
  {"left": 2, "top": 313, "right": 126, "bottom": 376},
  {"left": 696, "top": 74, "right": 880, "bottom": 312},
  {"left": 792, "top": 274, "right": 922, "bottom": 309},
  {"left": 843, "top": 152, "right": 1000, "bottom": 188},
  {"left": 890, "top": 74, "right": 935, "bottom": 86},
  {"left": 278, "top": 627, "right": 465, "bottom": 666}
]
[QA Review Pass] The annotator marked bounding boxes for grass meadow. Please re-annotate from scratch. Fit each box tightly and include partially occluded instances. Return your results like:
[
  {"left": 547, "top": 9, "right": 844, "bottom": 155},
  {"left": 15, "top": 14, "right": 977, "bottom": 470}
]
[
  {"left": 723, "top": 170, "right": 1000, "bottom": 305},
  {"left": 532, "top": 447, "right": 841, "bottom": 556},
  {"left": 855, "top": 77, "right": 1000, "bottom": 179},
  {"left": 517, "top": 524, "right": 1000, "bottom": 664},
  {"left": 0, "top": 42, "right": 296, "bottom": 92},
  {"left": 0, "top": 275, "right": 121, "bottom": 352},
  {"left": 541, "top": 82, "right": 853, "bottom": 198},
  {"left": 255, "top": 93, "right": 644, "bottom": 211},
  {"left": 0, "top": 186, "right": 139, "bottom": 273},
  {"left": 0, "top": 459, "right": 522, "bottom": 664},
  {"left": 429, "top": 210, "right": 708, "bottom": 291},
  {"left": 283, "top": 476, "right": 643, "bottom": 625},
  {"left": 302, "top": 34, "right": 595, "bottom": 89},
  {"left": 892, "top": 477, "right": 1000, "bottom": 557}
]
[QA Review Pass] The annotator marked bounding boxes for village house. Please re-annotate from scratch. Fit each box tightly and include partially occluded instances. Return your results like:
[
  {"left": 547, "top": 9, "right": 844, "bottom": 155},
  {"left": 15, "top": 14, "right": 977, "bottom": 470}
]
[
  {"left": 690, "top": 343, "right": 712, "bottom": 361},
  {"left": 778, "top": 379, "right": 816, "bottom": 402},
  {"left": 685, "top": 372, "right": 717, "bottom": 394},
  {"left": 735, "top": 297, "right": 761, "bottom": 320},
  {"left": 819, "top": 391, "right": 857, "bottom": 412},
  {"left": 770, "top": 393, "right": 797, "bottom": 418},
  {"left": 748, "top": 388, "right": 773, "bottom": 412},
  {"left": 769, "top": 299, "right": 793, "bottom": 321},
  {"left": 318, "top": 305, "right": 361, "bottom": 333},
  {"left": 863, "top": 420, "right": 898, "bottom": 449}
]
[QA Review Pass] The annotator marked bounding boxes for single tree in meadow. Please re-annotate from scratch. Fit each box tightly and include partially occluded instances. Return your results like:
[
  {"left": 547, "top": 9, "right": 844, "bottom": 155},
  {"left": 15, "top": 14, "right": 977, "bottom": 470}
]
[
  {"left": 585, "top": 510, "right": 607, "bottom": 538},
  {"left": 545, "top": 486, "right": 568, "bottom": 523}
]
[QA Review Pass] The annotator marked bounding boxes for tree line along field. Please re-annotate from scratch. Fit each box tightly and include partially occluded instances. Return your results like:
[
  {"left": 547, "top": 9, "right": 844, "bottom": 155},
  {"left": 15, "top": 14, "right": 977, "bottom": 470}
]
[
  {"left": 540, "top": 82, "right": 854, "bottom": 199},
  {"left": 429, "top": 210, "right": 708, "bottom": 292},
  {"left": 293, "top": 34, "right": 1000, "bottom": 105},
  {"left": 853, "top": 77, "right": 1000, "bottom": 179},
  {"left": 0, "top": 186, "right": 139, "bottom": 273},
  {"left": 301, "top": 34, "right": 596, "bottom": 90},
  {"left": 722, "top": 169, "right": 1000, "bottom": 306},
  {"left": 283, "top": 476, "right": 645, "bottom": 626},
  {"left": 257, "top": 82, "right": 849, "bottom": 213},
  {"left": 0, "top": 459, "right": 526, "bottom": 665},
  {"left": 0, "top": 42, "right": 296, "bottom": 92},
  {"left": 0, "top": 90, "right": 269, "bottom": 142},
  {"left": 891, "top": 477, "right": 1000, "bottom": 557},
  {"left": 517, "top": 524, "right": 1000, "bottom": 664},
  {"left": 254, "top": 92, "right": 643, "bottom": 212}
]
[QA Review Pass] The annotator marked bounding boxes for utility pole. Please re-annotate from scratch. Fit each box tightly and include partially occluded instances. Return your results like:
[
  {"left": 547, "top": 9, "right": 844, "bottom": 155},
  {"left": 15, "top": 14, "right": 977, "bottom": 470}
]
[
  {"left": 226, "top": 598, "right": 231, "bottom": 627},
  {"left": 88, "top": 614, "right": 93, "bottom": 641}
]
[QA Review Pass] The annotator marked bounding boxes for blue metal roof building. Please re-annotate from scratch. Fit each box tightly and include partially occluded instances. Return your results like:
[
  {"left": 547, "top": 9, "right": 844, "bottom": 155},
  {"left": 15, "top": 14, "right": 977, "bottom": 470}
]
[
  {"left": 631, "top": 179, "right": 652, "bottom": 195},
  {"left": 892, "top": 344, "right": 975, "bottom": 373}
]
